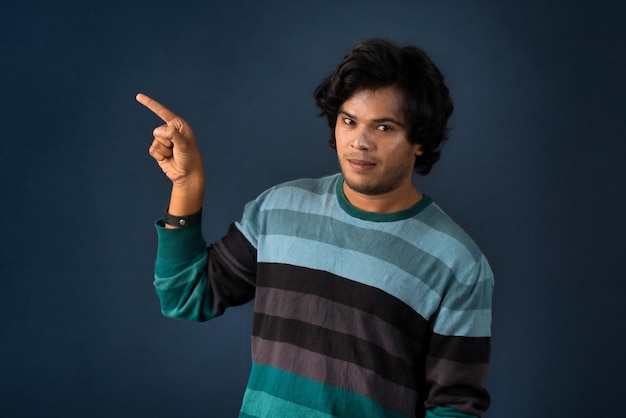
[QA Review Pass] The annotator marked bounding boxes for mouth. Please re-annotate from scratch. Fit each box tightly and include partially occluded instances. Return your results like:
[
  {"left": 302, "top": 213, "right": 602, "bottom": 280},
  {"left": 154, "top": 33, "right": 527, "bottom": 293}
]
[{"left": 347, "top": 158, "right": 376, "bottom": 171}]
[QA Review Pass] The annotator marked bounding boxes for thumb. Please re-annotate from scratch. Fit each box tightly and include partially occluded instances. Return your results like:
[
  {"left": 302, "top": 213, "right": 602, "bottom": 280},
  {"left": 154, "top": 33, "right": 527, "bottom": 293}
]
[
  {"left": 153, "top": 125, "right": 188, "bottom": 149},
  {"left": 169, "top": 118, "right": 185, "bottom": 132}
]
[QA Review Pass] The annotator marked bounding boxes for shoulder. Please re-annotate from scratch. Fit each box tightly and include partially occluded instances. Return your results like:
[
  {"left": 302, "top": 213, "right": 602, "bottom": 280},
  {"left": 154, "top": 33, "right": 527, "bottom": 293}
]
[
  {"left": 267, "top": 174, "right": 339, "bottom": 195},
  {"left": 236, "top": 175, "right": 339, "bottom": 248},
  {"left": 237, "top": 174, "right": 340, "bottom": 236},
  {"left": 419, "top": 200, "right": 483, "bottom": 259},
  {"left": 414, "top": 200, "right": 493, "bottom": 286},
  {"left": 252, "top": 174, "right": 340, "bottom": 208}
]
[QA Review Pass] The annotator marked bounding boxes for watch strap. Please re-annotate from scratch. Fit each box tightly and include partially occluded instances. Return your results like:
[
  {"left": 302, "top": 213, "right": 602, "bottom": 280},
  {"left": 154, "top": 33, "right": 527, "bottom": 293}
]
[{"left": 164, "top": 207, "right": 202, "bottom": 228}]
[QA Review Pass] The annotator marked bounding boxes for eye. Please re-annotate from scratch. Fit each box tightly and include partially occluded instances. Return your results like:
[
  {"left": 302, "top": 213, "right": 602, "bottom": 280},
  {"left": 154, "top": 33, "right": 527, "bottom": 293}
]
[
  {"left": 342, "top": 117, "right": 355, "bottom": 125},
  {"left": 377, "top": 125, "right": 392, "bottom": 132}
]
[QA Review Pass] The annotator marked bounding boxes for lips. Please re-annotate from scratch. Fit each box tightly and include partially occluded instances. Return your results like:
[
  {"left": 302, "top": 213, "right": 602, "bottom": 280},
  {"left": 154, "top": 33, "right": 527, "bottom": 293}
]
[{"left": 347, "top": 158, "right": 376, "bottom": 171}]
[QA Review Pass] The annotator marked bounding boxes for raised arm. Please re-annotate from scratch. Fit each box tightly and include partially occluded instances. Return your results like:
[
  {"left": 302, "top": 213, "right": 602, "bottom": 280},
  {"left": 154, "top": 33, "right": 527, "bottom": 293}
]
[
  {"left": 136, "top": 94, "right": 256, "bottom": 322},
  {"left": 136, "top": 93, "right": 204, "bottom": 222}
]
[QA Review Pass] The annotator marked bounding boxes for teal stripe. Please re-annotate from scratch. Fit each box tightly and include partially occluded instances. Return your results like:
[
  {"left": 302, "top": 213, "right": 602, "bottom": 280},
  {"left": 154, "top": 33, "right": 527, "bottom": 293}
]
[
  {"left": 426, "top": 406, "right": 478, "bottom": 418},
  {"left": 243, "top": 363, "right": 409, "bottom": 418},
  {"left": 241, "top": 389, "right": 336, "bottom": 418}
]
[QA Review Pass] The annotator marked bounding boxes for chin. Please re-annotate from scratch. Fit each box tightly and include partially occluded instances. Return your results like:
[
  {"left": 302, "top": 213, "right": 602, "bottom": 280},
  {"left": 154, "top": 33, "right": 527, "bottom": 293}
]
[{"left": 343, "top": 176, "right": 390, "bottom": 196}]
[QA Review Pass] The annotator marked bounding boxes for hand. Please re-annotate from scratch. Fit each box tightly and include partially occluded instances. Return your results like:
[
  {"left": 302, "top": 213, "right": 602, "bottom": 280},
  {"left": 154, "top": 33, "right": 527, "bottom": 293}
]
[{"left": 136, "top": 93, "right": 204, "bottom": 186}]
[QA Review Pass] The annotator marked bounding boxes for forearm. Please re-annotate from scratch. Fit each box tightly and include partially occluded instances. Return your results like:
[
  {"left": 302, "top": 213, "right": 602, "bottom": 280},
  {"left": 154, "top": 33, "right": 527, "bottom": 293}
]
[{"left": 165, "top": 173, "right": 205, "bottom": 228}]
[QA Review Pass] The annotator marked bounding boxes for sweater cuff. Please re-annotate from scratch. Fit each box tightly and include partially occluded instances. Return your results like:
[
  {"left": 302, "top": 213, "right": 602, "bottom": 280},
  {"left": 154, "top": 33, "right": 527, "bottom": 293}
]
[{"left": 155, "top": 219, "right": 207, "bottom": 262}]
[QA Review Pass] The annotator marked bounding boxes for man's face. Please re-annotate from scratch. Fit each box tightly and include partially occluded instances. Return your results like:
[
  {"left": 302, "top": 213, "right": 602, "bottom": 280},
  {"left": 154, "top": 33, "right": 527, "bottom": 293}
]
[{"left": 335, "top": 86, "right": 422, "bottom": 199}]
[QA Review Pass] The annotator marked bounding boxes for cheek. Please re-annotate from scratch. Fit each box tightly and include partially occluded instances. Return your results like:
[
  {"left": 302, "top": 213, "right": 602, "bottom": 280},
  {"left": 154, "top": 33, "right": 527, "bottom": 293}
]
[
  {"left": 386, "top": 137, "right": 413, "bottom": 154},
  {"left": 334, "top": 126, "right": 349, "bottom": 148},
  {"left": 384, "top": 142, "right": 420, "bottom": 163}
]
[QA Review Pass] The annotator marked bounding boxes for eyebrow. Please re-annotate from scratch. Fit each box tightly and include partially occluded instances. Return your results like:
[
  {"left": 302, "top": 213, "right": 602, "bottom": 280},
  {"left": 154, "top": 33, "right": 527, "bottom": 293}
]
[{"left": 338, "top": 109, "right": 405, "bottom": 127}]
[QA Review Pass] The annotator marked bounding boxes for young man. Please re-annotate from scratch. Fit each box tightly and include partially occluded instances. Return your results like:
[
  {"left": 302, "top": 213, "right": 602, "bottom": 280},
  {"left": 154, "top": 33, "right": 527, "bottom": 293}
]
[{"left": 138, "top": 38, "right": 493, "bottom": 418}]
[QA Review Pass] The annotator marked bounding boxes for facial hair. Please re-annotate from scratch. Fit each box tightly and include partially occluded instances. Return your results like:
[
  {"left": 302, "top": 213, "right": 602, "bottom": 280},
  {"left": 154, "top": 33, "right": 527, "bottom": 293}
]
[{"left": 340, "top": 151, "right": 416, "bottom": 196}]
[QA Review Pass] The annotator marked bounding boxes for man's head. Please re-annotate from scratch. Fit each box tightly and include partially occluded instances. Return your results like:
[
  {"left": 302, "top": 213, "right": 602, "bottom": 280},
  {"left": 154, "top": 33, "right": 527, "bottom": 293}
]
[{"left": 314, "top": 38, "right": 453, "bottom": 176}]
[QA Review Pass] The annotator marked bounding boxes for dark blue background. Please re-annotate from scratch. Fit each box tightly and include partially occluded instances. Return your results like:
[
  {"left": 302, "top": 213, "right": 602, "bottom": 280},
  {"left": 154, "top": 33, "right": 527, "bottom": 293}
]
[{"left": 1, "top": 1, "right": 625, "bottom": 416}]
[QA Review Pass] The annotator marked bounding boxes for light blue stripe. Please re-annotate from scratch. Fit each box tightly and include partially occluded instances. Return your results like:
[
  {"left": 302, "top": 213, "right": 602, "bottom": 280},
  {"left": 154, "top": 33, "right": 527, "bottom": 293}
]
[
  {"left": 246, "top": 207, "right": 490, "bottom": 303},
  {"left": 258, "top": 234, "right": 443, "bottom": 320},
  {"left": 246, "top": 179, "right": 490, "bottom": 286},
  {"left": 258, "top": 223, "right": 491, "bottom": 302},
  {"left": 435, "top": 307, "right": 492, "bottom": 337},
  {"left": 236, "top": 174, "right": 493, "bottom": 336}
]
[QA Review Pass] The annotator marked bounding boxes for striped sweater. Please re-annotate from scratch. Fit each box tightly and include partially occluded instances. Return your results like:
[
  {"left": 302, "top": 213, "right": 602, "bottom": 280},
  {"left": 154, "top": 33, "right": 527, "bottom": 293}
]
[{"left": 154, "top": 174, "right": 493, "bottom": 417}]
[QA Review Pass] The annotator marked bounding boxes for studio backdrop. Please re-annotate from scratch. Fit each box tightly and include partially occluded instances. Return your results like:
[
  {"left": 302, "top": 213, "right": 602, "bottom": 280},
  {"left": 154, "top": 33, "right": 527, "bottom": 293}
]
[{"left": 1, "top": 1, "right": 625, "bottom": 417}]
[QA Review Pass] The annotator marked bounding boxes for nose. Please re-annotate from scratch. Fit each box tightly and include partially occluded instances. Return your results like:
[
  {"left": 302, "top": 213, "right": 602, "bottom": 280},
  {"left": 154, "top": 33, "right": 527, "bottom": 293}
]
[{"left": 350, "top": 127, "right": 371, "bottom": 150}]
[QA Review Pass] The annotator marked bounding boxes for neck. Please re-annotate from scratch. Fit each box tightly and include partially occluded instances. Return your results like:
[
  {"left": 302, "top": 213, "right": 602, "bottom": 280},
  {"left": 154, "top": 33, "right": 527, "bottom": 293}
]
[{"left": 342, "top": 180, "right": 422, "bottom": 213}]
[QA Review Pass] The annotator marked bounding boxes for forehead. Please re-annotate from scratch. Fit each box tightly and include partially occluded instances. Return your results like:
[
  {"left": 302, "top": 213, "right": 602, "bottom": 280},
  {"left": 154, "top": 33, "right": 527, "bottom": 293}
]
[{"left": 341, "top": 86, "right": 405, "bottom": 120}]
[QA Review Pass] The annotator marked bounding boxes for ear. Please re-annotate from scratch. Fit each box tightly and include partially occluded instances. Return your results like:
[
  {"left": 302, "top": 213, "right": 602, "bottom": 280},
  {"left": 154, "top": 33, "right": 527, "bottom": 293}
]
[{"left": 414, "top": 143, "right": 424, "bottom": 156}]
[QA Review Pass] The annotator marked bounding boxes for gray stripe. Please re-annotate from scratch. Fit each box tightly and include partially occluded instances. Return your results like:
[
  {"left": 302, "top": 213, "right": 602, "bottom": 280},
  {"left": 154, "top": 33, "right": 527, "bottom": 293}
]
[
  {"left": 252, "top": 336, "right": 419, "bottom": 417},
  {"left": 424, "top": 381, "right": 489, "bottom": 416},
  {"left": 255, "top": 287, "right": 419, "bottom": 365},
  {"left": 257, "top": 235, "right": 492, "bottom": 337},
  {"left": 235, "top": 174, "right": 493, "bottom": 336}
]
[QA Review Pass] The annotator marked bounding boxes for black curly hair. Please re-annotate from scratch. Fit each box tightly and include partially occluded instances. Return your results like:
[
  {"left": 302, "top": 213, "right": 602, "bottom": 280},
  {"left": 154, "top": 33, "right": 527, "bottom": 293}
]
[{"left": 314, "top": 38, "right": 453, "bottom": 175}]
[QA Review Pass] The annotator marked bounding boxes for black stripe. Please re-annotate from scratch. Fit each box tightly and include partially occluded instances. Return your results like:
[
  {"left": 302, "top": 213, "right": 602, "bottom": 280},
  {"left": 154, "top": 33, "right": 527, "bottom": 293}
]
[
  {"left": 254, "top": 286, "right": 420, "bottom": 365},
  {"left": 207, "top": 223, "right": 257, "bottom": 316},
  {"left": 429, "top": 333, "right": 491, "bottom": 363},
  {"left": 257, "top": 262, "right": 429, "bottom": 343},
  {"left": 253, "top": 312, "right": 418, "bottom": 390}
]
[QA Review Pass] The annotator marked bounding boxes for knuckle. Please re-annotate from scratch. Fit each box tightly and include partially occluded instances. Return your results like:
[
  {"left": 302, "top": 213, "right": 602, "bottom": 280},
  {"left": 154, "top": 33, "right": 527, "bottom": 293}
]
[
  {"left": 172, "top": 119, "right": 184, "bottom": 130},
  {"left": 155, "top": 137, "right": 173, "bottom": 147}
]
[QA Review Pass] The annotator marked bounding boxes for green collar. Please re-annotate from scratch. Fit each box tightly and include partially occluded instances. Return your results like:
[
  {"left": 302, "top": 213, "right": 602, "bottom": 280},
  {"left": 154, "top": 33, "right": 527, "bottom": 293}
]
[{"left": 335, "top": 174, "right": 432, "bottom": 222}]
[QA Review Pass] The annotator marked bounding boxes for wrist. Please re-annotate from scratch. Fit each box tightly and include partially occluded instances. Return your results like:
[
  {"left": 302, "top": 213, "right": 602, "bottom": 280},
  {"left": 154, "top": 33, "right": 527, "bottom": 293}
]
[
  {"left": 172, "top": 171, "right": 205, "bottom": 191},
  {"left": 164, "top": 207, "right": 202, "bottom": 228},
  {"left": 168, "top": 176, "right": 204, "bottom": 218}
]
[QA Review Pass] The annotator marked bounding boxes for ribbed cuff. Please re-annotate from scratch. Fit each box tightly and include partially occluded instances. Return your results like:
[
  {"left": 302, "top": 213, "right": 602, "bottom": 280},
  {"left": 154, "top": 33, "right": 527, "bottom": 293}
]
[{"left": 155, "top": 219, "right": 206, "bottom": 262}]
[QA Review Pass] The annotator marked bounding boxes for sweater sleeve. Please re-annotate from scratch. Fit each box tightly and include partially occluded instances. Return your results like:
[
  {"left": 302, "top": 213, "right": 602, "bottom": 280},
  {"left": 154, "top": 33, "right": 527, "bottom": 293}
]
[
  {"left": 424, "top": 255, "right": 494, "bottom": 417},
  {"left": 154, "top": 220, "right": 213, "bottom": 321},
  {"left": 153, "top": 220, "right": 257, "bottom": 322}
]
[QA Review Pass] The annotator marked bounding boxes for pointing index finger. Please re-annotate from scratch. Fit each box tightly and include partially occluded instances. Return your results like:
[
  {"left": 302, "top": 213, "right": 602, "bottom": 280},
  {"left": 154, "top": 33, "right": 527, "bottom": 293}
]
[{"left": 136, "top": 93, "right": 178, "bottom": 124}]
